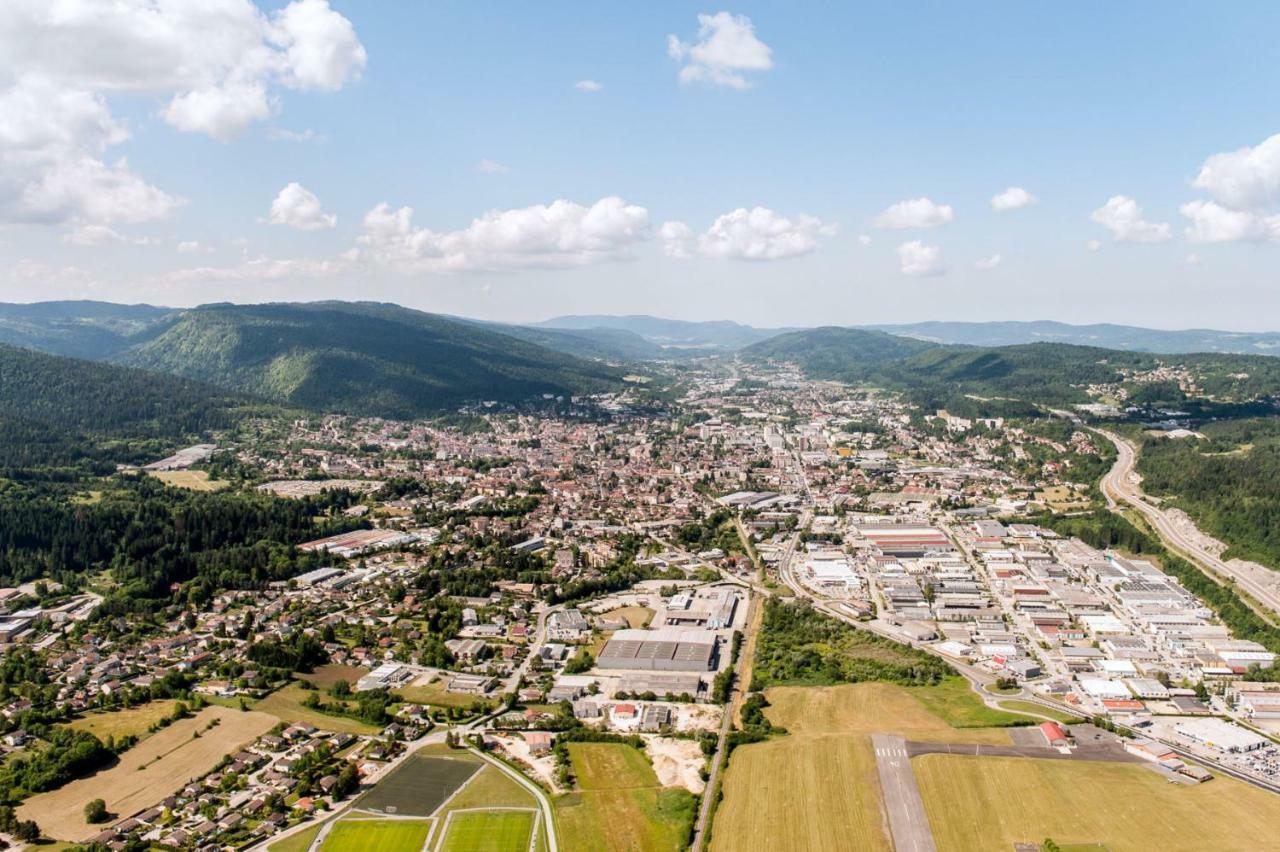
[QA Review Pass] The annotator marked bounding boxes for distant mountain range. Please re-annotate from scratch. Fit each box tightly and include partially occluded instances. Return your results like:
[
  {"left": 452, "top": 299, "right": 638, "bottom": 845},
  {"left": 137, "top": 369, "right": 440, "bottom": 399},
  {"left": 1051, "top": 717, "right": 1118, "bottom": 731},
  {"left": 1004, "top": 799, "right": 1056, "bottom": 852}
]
[
  {"left": 536, "top": 314, "right": 796, "bottom": 351},
  {"left": 3, "top": 301, "right": 1280, "bottom": 422},
  {"left": 866, "top": 320, "right": 1280, "bottom": 356}
]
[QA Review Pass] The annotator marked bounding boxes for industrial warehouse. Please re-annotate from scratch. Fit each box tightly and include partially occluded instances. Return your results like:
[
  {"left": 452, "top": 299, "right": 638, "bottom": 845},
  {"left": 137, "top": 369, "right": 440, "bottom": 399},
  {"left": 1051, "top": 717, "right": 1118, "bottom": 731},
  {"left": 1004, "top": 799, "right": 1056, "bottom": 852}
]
[{"left": 597, "top": 628, "right": 720, "bottom": 672}]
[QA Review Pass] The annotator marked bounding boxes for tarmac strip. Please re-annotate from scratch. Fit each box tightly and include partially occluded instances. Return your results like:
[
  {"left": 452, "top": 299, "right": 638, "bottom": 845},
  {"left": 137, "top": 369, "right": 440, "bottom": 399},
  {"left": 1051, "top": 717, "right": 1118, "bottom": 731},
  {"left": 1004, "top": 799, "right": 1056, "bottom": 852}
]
[{"left": 871, "top": 734, "right": 937, "bottom": 852}]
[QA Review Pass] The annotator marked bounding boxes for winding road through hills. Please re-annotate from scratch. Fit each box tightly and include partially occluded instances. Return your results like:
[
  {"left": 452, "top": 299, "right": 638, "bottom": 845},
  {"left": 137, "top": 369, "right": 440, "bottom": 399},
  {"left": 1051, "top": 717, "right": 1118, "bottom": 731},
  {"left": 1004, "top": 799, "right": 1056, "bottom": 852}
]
[{"left": 1096, "top": 429, "right": 1280, "bottom": 619}]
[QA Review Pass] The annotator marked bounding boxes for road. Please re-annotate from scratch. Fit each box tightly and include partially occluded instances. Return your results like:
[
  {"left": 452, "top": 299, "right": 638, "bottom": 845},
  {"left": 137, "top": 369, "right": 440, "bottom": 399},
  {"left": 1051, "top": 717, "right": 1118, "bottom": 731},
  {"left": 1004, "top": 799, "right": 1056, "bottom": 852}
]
[
  {"left": 1096, "top": 429, "right": 1280, "bottom": 619},
  {"left": 470, "top": 747, "right": 559, "bottom": 852}
]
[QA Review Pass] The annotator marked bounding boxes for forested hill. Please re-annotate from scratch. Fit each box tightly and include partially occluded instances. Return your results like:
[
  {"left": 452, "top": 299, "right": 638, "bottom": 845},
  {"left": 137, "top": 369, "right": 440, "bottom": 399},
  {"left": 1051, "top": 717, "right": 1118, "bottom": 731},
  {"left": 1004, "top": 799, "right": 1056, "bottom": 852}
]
[
  {"left": 115, "top": 301, "right": 623, "bottom": 418},
  {"left": 0, "top": 343, "right": 260, "bottom": 471},
  {"left": 742, "top": 326, "right": 938, "bottom": 377},
  {"left": 0, "top": 300, "right": 174, "bottom": 360},
  {"left": 742, "top": 329, "right": 1280, "bottom": 410}
]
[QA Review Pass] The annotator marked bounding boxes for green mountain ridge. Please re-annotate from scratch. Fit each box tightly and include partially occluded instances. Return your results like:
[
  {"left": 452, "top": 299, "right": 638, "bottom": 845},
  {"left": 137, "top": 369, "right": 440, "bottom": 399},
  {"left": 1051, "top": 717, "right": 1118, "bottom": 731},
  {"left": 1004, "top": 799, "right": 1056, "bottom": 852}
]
[{"left": 114, "top": 302, "right": 623, "bottom": 418}]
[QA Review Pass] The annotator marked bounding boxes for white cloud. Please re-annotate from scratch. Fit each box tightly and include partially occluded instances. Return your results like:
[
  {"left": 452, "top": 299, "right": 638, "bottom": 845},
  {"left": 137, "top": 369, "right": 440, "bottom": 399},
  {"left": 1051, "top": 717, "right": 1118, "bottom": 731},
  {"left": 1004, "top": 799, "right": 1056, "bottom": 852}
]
[
  {"left": 476, "top": 159, "right": 510, "bottom": 174},
  {"left": 897, "top": 241, "right": 945, "bottom": 277},
  {"left": 990, "top": 186, "right": 1037, "bottom": 212},
  {"left": 0, "top": 0, "right": 363, "bottom": 226},
  {"left": 974, "top": 253, "right": 1002, "bottom": 270},
  {"left": 574, "top": 80, "right": 602, "bottom": 93},
  {"left": 167, "top": 255, "right": 351, "bottom": 289},
  {"left": 272, "top": 0, "right": 367, "bottom": 91},
  {"left": 696, "top": 207, "right": 832, "bottom": 260},
  {"left": 61, "top": 224, "right": 153, "bottom": 247},
  {"left": 267, "top": 127, "right": 321, "bottom": 143},
  {"left": 659, "top": 221, "right": 694, "bottom": 259},
  {"left": 1185, "top": 253, "right": 1202, "bottom": 265},
  {"left": 873, "top": 197, "right": 954, "bottom": 229},
  {"left": 857, "top": 234, "right": 872, "bottom": 247},
  {"left": 267, "top": 182, "right": 336, "bottom": 230},
  {"left": 667, "top": 12, "right": 772, "bottom": 89},
  {"left": 0, "top": 75, "right": 180, "bottom": 225},
  {"left": 163, "top": 81, "right": 273, "bottom": 142},
  {"left": 1090, "top": 195, "right": 1170, "bottom": 243},
  {"left": 1086, "top": 239, "right": 1102, "bottom": 252},
  {"left": 1192, "top": 133, "right": 1280, "bottom": 211},
  {"left": 177, "top": 240, "right": 215, "bottom": 254},
  {"left": 1180, "top": 199, "right": 1280, "bottom": 243},
  {"left": 352, "top": 196, "right": 651, "bottom": 272}
]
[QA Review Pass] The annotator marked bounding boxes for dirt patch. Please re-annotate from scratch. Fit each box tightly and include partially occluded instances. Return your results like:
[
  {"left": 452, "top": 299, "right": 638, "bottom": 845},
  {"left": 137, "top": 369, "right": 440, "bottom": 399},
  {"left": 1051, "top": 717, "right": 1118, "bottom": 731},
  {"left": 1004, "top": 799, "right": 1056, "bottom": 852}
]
[{"left": 644, "top": 736, "right": 705, "bottom": 794}]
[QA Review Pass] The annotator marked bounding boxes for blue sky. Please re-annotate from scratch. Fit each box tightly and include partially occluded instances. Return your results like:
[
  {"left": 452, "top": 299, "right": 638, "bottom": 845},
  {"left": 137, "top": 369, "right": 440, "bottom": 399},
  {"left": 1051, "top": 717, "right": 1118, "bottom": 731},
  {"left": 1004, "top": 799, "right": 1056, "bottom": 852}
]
[{"left": 3, "top": 1, "right": 1280, "bottom": 329}]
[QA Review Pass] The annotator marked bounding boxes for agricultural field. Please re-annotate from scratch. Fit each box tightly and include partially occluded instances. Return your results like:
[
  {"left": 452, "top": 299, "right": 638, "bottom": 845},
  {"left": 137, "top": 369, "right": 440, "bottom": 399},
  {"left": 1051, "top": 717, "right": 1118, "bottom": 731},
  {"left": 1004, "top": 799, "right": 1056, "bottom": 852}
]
[
  {"left": 915, "top": 753, "right": 1280, "bottom": 852},
  {"left": 319, "top": 817, "right": 433, "bottom": 852},
  {"left": 19, "top": 706, "right": 276, "bottom": 841},
  {"left": 299, "top": 664, "right": 369, "bottom": 690},
  {"left": 148, "top": 469, "right": 229, "bottom": 491},
  {"left": 439, "top": 810, "right": 535, "bottom": 852},
  {"left": 709, "top": 682, "right": 1019, "bottom": 852},
  {"left": 68, "top": 699, "right": 181, "bottom": 741},
  {"left": 253, "top": 681, "right": 380, "bottom": 734},
  {"left": 555, "top": 742, "right": 696, "bottom": 852}
]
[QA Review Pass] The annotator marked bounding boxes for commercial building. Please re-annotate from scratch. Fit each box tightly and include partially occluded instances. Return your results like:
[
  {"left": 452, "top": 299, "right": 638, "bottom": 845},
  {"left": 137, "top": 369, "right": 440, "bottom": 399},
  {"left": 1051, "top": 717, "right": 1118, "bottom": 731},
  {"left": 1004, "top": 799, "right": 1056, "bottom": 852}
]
[
  {"left": 597, "top": 628, "right": 718, "bottom": 672},
  {"left": 1175, "top": 718, "right": 1269, "bottom": 753}
]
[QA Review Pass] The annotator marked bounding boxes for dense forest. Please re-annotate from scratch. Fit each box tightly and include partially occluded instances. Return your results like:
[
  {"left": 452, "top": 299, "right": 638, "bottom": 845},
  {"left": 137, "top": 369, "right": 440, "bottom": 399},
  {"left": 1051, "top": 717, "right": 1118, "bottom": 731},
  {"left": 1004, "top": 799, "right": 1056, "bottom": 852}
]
[
  {"left": 0, "top": 476, "right": 364, "bottom": 610},
  {"left": 0, "top": 343, "right": 266, "bottom": 474},
  {"left": 752, "top": 598, "right": 953, "bottom": 687},
  {"left": 1136, "top": 418, "right": 1280, "bottom": 568}
]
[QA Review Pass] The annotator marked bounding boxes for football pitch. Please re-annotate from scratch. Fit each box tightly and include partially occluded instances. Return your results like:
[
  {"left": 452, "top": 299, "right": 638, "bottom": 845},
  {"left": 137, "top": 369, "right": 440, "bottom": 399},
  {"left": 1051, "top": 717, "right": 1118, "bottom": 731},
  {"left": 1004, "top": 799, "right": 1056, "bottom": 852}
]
[
  {"left": 355, "top": 754, "right": 482, "bottom": 817},
  {"left": 319, "top": 818, "right": 433, "bottom": 852},
  {"left": 439, "top": 810, "right": 536, "bottom": 852}
]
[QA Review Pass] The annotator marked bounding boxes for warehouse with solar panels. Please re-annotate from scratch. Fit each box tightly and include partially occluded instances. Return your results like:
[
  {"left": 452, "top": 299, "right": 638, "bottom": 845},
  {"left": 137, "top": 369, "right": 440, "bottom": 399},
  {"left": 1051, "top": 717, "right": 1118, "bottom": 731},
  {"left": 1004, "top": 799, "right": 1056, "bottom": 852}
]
[{"left": 597, "top": 628, "right": 719, "bottom": 672}]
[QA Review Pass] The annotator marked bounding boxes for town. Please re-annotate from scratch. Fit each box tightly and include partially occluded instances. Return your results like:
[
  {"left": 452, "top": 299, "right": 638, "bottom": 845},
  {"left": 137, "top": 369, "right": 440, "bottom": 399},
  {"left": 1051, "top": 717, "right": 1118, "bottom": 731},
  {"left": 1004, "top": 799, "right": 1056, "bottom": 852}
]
[{"left": 1, "top": 355, "right": 1277, "bottom": 852}]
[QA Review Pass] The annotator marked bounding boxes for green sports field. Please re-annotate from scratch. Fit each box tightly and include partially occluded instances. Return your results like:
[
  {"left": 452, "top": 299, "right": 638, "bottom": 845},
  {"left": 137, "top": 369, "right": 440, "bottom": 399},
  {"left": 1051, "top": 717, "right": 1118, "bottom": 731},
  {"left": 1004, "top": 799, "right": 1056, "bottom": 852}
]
[
  {"left": 440, "top": 811, "right": 535, "bottom": 852},
  {"left": 319, "top": 818, "right": 432, "bottom": 852}
]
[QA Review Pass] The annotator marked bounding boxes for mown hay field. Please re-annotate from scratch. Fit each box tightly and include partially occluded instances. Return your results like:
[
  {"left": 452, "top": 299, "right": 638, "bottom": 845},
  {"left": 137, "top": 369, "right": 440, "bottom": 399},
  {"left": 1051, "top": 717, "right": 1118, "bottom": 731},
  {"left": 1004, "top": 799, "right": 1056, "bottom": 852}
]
[
  {"left": 555, "top": 743, "right": 695, "bottom": 852},
  {"left": 20, "top": 706, "right": 275, "bottom": 841},
  {"left": 914, "top": 752, "right": 1280, "bottom": 852}
]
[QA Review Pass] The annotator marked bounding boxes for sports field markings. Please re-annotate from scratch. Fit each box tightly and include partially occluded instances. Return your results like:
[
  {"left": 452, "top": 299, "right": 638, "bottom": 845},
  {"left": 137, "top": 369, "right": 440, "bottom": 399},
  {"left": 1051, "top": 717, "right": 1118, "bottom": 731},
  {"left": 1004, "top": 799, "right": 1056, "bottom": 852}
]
[{"left": 433, "top": 806, "right": 538, "bottom": 852}]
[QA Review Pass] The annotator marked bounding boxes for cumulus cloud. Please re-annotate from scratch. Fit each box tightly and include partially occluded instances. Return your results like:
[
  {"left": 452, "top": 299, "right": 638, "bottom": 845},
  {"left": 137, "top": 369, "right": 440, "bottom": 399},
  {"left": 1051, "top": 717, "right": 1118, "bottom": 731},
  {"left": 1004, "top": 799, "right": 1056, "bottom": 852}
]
[
  {"left": 1192, "top": 133, "right": 1280, "bottom": 211},
  {"left": 667, "top": 12, "right": 772, "bottom": 89},
  {"left": 574, "top": 80, "right": 602, "bottom": 93},
  {"left": 659, "top": 221, "right": 694, "bottom": 259},
  {"left": 0, "top": 76, "right": 180, "bottom": 225},
  {"left": 351, "top": 196, "right": 651, "bottom": 272},
  {"left": 990, "top": 186, "right": 1037, "bottom": 212},
  {"left": 897, "top": 240, "right": 945, "bottom": 277},
  {"left": 0, "top": 0, "right": 364, "bottom": 226},
  {"left": 974, "top": 253, "right": 1002, "bottom": 270},
  {"left": 267, "top": 182, "right": 336, "bottom": 230},
  {"left": 696, "top": 207, "right": 832, "bottom": 260},
  {"left": 475, "top": 159, "right": 510, "bottom": 174},
  {"left": 61, "top": 224, "right": 152, "bottom": 247},
  {"left": 168, "top": 255, "right": 349, "bottom": 284},
  {"left": 163, "top": 81, "right": 273, "bottom": 142},
  {"left": 1089, "top": 195, "right": 1170, "bottom": 243},
  {"left": 177, "top": 240, "right": 212, "bottom": 253},
  {"left": 1086, "top": 239, "right": 1102, "bottom": 252},
  {"left": 1179, "top": 200, "right": 1280, "bottom": 243},
  {"left": 873, "top": 197, "right": 954, "bottom": 229}
]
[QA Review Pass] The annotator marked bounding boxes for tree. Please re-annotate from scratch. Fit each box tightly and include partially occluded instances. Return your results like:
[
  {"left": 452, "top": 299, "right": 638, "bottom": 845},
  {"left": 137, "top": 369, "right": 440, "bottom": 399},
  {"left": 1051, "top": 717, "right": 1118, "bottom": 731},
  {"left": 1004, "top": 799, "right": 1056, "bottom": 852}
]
[
  {"left": 84, "top": 798, "right": 109, "bottom": 824},
  {"left": 14, "top": 820, "right": 40, "bottom": 842}
]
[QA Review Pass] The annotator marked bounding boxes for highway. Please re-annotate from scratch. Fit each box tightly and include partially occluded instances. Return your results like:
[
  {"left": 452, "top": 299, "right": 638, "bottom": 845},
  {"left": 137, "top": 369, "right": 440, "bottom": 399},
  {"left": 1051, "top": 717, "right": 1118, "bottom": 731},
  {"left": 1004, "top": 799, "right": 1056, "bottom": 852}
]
[{"left": 1096, "top": 429, "right": 1280, "bottom": 619}]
